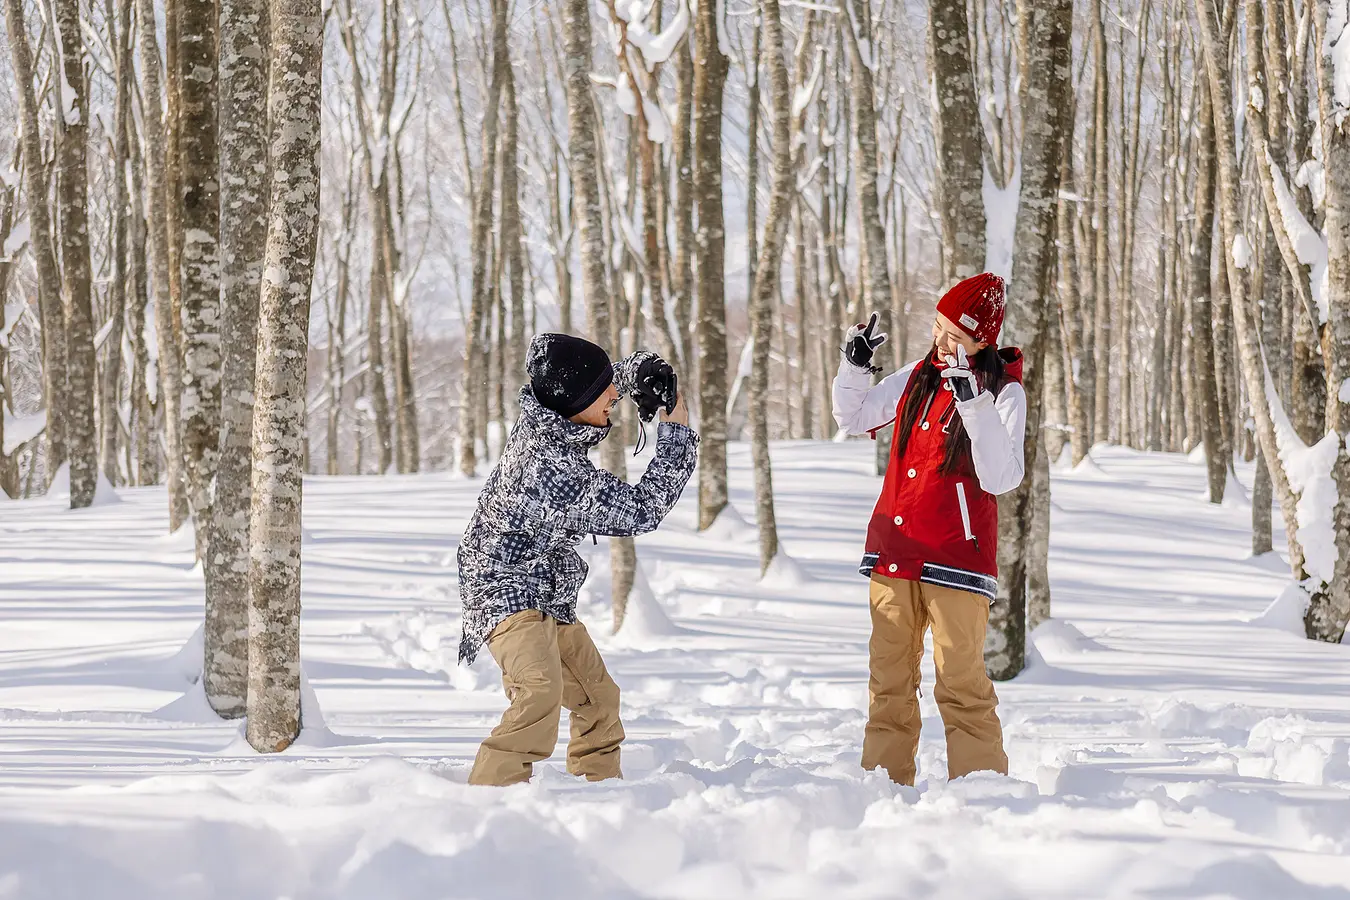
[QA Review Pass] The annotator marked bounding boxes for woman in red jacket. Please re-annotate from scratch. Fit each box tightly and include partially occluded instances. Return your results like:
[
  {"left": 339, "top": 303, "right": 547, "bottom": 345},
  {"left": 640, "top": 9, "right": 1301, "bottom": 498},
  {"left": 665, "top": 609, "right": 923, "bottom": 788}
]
[{"left": 832, "top": 272, "right": 1025, "bottom": 786}]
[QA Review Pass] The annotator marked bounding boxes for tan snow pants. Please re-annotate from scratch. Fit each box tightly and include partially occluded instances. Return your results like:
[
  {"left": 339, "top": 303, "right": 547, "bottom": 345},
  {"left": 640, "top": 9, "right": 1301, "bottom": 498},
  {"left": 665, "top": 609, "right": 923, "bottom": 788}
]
[
  {"left": 468, "top": 610, "right": 624, "bottom": 786},
  {"left": 862, "top": 573, "right": 1008, "bottom": 785}
]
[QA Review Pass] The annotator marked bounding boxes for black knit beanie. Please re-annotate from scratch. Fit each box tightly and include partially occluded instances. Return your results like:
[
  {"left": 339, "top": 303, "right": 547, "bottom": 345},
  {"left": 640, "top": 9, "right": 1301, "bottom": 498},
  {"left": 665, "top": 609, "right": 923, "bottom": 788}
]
[{"left": 526, "top": 333, "right": 615, "bottom": 418}]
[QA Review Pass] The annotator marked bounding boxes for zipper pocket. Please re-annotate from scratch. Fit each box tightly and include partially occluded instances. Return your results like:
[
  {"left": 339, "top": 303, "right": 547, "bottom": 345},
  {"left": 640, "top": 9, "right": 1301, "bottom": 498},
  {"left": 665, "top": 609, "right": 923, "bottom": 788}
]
[{"left": 955, "top": 482, "right": 977, "bottom": 550}]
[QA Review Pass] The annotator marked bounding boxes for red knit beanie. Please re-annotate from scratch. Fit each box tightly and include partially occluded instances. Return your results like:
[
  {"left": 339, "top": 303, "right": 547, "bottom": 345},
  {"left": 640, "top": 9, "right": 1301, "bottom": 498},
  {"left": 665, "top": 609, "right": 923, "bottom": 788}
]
[{"left": 935, "top": 272, "right": 1006, "bottom": 345}]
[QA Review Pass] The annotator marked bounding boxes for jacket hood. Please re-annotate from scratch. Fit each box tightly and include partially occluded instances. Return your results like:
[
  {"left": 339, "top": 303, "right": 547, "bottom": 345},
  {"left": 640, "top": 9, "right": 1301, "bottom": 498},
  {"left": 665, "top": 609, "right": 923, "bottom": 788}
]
[
  {"left": 999, "top": 347, "right": 1024, "bottom": 383},
  {"left": 518, "top": 385, "right": 611, "bottom": 449}
]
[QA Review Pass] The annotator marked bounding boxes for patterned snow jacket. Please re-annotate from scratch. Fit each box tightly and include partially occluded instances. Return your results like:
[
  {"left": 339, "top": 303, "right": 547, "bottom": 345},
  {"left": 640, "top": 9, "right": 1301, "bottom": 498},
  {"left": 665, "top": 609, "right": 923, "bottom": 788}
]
[{"left": 457, "top": 361, "right": 700, "bottom": 664}]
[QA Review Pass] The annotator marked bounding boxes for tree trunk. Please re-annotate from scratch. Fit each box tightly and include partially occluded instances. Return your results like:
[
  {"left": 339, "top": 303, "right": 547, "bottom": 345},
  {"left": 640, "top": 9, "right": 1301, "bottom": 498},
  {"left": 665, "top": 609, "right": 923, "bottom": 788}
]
[
  {"left": 672, "top": 36, "right": 695, "bottom": 374},
  {"left": 501, "top": 69, "right": 527, "bottom": 415},
  {"left": 1089, "top": 0, "right": 1110, "bottom": 446},
  {"left": 1194, "top": 0, "right": 1306, "bottom": 581},
  {"left": 137, "top": 0, "right": 191, "bottom": 528},
  {"left": 1026, "top": 438, "right": 1052, "bottom": 630},
  {"left": 929, "top": 0, "right": 986, "bottom": 281},
  {"left": 745, "top": 14, "right": 761, "bottom": 308},
  {"left": 5, "top": 0, "right": 68, "bottom": 481},
  {"left": 458, "top": 0, "right": 505, "bottom": 477},
  {"left": 1189, "top": 79, "right": 1226, "bottom": 503},
  {"left": 693, "top": 0, "right": 729, "bottom": 530},
  {"left": 127, "top": 120, "right": 157, "bottom": 487},
  {"left": 840, "top": 0, "right": 893, "bottom": 475},
  {"left": 987, "top": 0, "right": 1073, "bottom": 682},
  {"left": 179, "top": 0, "right": 223, "bottom": 531},
  {"left": 1304, "top": 0, "right": 1350, "bottom": 643},
  {"left": 247, "top": 0, "right": 322, "bottom": 753},
  {"left": 1252, "top": 448, "right": 1273, "bottom": 555},
  {"left": 560, "top": 0, "right": 637, "bottom": 627},
  {"left": 53, "top": 0, "right": 99, "bottom": 509},
  {"left": 208, "top": 0, "right": 269, "bottom": 720},
  {"left": 746, "top": 0, "right": 791, "bottom": 574},
  {"left": 101, "top": 0, "right": 133, "bottom": 487}
]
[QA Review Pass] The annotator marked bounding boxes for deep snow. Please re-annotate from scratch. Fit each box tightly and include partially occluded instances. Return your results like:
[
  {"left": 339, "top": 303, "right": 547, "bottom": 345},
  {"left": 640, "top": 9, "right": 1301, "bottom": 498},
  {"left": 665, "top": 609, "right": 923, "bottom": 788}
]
[{"left": 2, "top": 442, "right": 1350, "bottom": 899}]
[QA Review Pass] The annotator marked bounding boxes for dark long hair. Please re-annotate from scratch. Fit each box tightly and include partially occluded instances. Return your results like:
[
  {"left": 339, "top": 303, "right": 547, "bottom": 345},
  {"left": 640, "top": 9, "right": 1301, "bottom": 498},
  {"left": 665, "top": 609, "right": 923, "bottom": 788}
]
[{"left": 892, "top": 345, "right": 1007, "bottom": 475}]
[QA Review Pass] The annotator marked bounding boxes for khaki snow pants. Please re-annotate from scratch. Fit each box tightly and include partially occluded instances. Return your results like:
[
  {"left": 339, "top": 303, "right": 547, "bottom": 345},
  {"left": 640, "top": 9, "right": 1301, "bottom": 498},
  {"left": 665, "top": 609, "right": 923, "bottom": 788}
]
[
  {"left": 468, "top": 610, "right": 624, "bottom": 786},
  {"left": 862, "top": 573, "right": 1008, "bottom": 785}
]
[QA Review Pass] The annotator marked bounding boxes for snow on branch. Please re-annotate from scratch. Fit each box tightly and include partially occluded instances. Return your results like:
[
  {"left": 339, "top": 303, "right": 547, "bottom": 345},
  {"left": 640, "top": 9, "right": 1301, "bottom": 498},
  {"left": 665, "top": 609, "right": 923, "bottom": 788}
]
[
  {"left": 628, "top": 0, "right": 688, "bottom": 69},
  {"left": 1262, "top": 359, "right": 1339, "bottom": 588},
  {"left": 1266, "top": 148, "right": 1329, "bottom": 322},
  {"left": 791, "top": 50, "right": 824, "bottom": 120}
]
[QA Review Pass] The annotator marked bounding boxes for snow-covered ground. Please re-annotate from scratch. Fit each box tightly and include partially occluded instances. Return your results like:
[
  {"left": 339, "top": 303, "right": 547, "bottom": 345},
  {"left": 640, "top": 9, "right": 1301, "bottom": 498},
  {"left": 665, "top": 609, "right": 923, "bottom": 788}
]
[{"left": 2, "top": 441, "right": 1350, "bottom": 899}]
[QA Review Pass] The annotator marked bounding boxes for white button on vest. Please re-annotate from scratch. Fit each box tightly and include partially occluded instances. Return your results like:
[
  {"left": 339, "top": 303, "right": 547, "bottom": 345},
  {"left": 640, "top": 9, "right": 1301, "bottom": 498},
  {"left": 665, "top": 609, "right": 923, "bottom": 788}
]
[
  {"left": 907, "top": 468, "right": 917, "bottom": 478},
  {"left": 921, "top": 422, "right": 931, "bottom": 431},
  {"left": 893, "top": 515, "right": 903, "bottom": 526},
  {"left": 888, "top": 563, "right": 898, "bottom": 573}
]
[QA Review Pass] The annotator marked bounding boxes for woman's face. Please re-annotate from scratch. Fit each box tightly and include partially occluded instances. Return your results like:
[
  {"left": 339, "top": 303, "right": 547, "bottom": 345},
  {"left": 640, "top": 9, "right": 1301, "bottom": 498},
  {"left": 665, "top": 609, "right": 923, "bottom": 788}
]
[{"left": 931, "top": 313, "right": 987, "bottom": 362}]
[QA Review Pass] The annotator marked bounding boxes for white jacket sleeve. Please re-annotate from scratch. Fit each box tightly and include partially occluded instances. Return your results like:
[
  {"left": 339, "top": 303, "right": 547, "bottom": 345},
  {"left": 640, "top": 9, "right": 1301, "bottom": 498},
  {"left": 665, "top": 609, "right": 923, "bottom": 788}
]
[
  {"left": 832, "top": 358, "right": 921, "bottom": 435},
  {"left": 955, "top": 382, "right": 1026, "bottom": 496}
]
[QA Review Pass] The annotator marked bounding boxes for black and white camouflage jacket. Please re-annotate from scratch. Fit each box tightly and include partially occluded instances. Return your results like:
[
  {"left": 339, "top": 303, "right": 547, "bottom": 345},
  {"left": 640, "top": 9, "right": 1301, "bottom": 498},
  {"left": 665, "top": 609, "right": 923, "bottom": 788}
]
[{"left": 456, "top": 356, "right": 700, "bottom": 664}]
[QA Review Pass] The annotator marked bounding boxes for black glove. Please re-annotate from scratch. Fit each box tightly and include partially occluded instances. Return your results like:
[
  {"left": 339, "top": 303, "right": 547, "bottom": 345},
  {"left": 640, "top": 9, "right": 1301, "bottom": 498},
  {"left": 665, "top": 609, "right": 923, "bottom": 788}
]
[
  {"left": 940, "top": 346, "right": 978, "bottom": 402},
  {"left": 631, "top": 356, "right": 678, "bottom": 423},
  {"left": 843, "top": 312, "right": 887, "bottom": 373}
]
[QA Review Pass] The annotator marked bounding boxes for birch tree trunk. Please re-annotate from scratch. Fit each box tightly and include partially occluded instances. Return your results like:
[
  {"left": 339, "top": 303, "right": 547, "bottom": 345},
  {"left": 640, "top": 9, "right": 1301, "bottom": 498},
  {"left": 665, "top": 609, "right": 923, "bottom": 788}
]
[
  {"left": 1089, "top": 0, "right": 1110, "bottom": 445},
  {"left": 987, "top": 0, "right": 1072, "bottom": 682},
  {"left": 5, "top": 0, "right": 68, "bottom": 479},
  {"left": 208, "top": 0, "right": 269, "bottom": 719},
  {"left": 693, "top": 0, "right": 729, "bottom": 530},
  {"left": 501, "top": 69, "right": 527, "bottom": 413},
  {"left": 457, "top": 0, "right": 504, "bottom": 477},
  {"left": 101, "top": 0, "right": 133, "bottom": 486},
  {"left": 247, "top": 0, "right": 321, "bottom": 752},
  {"left": 746, "top": 0, "right": 791, "bottom": 574},
  {"left": 1194, "top": 0, "right": 1306, "bottom": 582},
  {"left": 841, "top": 0, "right": 893, "bottom": 475},
  {"left": 560, "top": 0, "right": 637, "bottom": 626},
  {"left": 1189, "top": 78, "right": 1227, "bottom": 504},
  {"left": 929, "top": 0, "right": 986, "bottom": 281},
  {"left": 53, "top": 0, "right": 99, "bottom": 509},
  {"left": 127, "top": 113, "right": 157, "bottom": 486},
  {"left": 179, "top": 0, "right": 223, "bottom": 529},
  {"left": 137, "top": 0, "right": 191, "bottom": 528},
  {"left": 1304, "top": 0, "right": 1350, "bottom": 643},
  {"left": 672, "top": 37, "right": 695, "bottom": 374}
]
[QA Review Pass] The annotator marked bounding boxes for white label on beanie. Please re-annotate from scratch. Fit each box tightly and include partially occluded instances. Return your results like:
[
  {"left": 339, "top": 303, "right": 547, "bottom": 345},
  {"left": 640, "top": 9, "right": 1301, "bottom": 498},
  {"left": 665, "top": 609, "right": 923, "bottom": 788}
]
[{"left": 959, "top": 313, "right": 979, "bottom": 331}]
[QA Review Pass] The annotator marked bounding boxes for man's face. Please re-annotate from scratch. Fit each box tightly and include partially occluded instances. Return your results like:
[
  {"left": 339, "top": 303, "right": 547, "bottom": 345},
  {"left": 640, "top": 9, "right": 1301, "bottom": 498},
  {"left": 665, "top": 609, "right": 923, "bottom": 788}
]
[
  {"left": 931, "top": 313, "right": 987, "bottom": 362},
  {"left": 569, "top": 383, "right": 620, "bottom": 428}
]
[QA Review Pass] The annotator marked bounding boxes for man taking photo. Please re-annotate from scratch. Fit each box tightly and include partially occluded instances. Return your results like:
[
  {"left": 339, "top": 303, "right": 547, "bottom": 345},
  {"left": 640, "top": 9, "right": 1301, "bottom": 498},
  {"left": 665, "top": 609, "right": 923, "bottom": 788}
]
[{"left": 457, "top": 333, "right": 697, "bottom": 786}]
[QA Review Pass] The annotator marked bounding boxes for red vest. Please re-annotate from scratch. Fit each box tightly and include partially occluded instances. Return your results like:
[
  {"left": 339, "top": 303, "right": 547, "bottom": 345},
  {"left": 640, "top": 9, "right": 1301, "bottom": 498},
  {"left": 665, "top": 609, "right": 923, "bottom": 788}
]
[{"left": 862, "top": 349, "right": 1023, "bottom": 599}]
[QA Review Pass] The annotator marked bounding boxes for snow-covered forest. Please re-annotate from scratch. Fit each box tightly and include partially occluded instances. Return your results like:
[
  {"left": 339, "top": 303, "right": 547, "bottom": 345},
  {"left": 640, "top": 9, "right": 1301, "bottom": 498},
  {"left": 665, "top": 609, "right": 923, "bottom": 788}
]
[{"left": 2, "top": 0, "right": 1350, "bottom": 893}]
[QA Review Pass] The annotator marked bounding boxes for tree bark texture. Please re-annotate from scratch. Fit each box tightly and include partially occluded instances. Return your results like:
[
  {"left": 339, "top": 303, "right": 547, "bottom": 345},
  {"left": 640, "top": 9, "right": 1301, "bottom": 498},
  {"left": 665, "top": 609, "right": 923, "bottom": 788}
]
[
  {"left": 179, "top": 0, "right": 223, "bottom": 530},
  {"left": 1305, "top": 0, "right": 1350, "bottom": 643},
  {"left": 929, "top": 0, "right": 986, "bottom": 281},
  {"left": 138, "top": 0, "right": 191, "bottom": 528},
  {"left": 746, "top": 0, "right": 792, "bottom": 574},
  {"left": 501, "top": 68, "right": 527, "bottom": 416},
  {"left": 457, "top": 0, "right": 505, "bottom": 477},
  {"left": 1189, "top": 79, "right": 1227, "bottom": 504},
  {"left": 693, "top": 0, "right": 729, "bottom": 530},
  {"left": 5, "top": 0, "right": 68, "bottom": 479},
  {"left": 1194, "top": 0, "right": 1306, "bottom": 585},
  {"left": 247, "top": 0, "right": 321, "bottom": 753},
  {"left": 1089, "top": 0, "right": 1110, "bottom": 446},
  {"left": 986, "top": 0, "right": 1072, "bottom": 682},
  {"left": 101, "top": 0, "right": 133, "bottom": 486},
  {"left": 54, "top": 0, "right": 99, "bottom": 509},
  {"left": 208, "top": 0, "right": 269, "bottom": 719}
]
